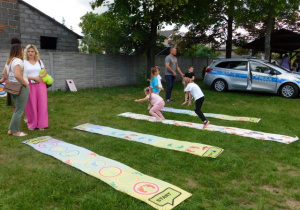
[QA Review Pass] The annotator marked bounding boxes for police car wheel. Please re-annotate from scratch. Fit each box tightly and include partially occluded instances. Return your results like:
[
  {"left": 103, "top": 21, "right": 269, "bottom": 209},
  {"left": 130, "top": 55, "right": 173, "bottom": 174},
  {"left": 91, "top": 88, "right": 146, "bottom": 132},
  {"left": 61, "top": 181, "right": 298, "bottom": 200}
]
[
  {"left": 213, "top": 79, "right": 228, "bottom": 92},
  {"left": 280, "top": 83, "right": 299, "bottom": 98}
]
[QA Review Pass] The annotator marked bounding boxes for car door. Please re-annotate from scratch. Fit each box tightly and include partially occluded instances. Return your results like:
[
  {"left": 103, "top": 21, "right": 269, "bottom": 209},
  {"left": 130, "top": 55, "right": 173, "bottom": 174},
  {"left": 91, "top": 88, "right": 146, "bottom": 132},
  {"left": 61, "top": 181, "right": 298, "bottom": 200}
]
[
  {"left": 223, "top": 61, "right": 248, "bottom": 89},
  {"left": 249, "top": 61, "right": 278, "bottom": 92}
]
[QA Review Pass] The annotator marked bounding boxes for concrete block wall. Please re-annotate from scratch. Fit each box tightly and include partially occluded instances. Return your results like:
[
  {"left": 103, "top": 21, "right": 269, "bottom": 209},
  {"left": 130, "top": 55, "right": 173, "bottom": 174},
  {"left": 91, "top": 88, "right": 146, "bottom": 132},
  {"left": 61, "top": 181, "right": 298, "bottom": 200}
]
[
  {"left": 19, "top": 2, "right": 79, "bottom": 51},
  {"left": 0, "top": 0, "right": 20, "bottom": 49},
  {"left": 0, "top": 49, "right": 212, "bottom": 91}
]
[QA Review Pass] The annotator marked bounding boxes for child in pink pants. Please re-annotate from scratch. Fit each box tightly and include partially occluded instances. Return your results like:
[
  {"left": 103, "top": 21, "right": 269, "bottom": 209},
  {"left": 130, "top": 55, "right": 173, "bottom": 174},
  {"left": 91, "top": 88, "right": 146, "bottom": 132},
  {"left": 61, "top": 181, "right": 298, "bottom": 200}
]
[{"left": 134, "top": 87, "right": 165, "bottom": 120}]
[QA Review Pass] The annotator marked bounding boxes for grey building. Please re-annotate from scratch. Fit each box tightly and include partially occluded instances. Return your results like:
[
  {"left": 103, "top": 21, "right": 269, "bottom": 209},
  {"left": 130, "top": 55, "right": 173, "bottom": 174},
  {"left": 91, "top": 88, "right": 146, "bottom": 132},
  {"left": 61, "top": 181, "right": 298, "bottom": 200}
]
[{"left": 0, "top": 0, "right": 82, "bottom": 51}]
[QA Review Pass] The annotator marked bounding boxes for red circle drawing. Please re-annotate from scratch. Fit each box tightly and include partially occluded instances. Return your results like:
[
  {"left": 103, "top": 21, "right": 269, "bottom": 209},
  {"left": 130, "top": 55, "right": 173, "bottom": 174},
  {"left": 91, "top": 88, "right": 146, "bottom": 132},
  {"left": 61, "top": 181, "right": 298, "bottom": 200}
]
[
  {"left": 99, "top": 166, "right": 122, "bottom": 177},
  {"left": 133, "top": 182, "right": 160, "bottom": 195},
  {"left": 38, "top": 142, "right": 58, "bottom": 148}
]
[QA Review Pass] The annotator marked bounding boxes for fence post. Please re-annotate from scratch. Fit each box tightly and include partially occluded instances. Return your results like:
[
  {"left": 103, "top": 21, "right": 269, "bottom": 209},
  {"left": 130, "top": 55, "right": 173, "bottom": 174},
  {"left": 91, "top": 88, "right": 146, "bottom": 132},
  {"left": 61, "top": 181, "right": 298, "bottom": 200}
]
[
  {"left": 93, "top": 54, "right": 96, "bottom": 88},
  {"left": 48, "top": 52, "right": 54, "bottom": 91}
]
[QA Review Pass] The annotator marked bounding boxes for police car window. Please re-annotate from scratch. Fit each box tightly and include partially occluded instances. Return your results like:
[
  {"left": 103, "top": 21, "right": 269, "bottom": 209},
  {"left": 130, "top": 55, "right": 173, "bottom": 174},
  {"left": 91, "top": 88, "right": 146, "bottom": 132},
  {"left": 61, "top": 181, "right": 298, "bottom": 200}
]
[
  {"left": 215, "top": 61, "right": 230, "bottom": 68},
  {"left": 229, "top": 61, "right": 247, "bottom": 71},
  {"left": 250, "top": 61, "right": 271, "bottom": 74}
]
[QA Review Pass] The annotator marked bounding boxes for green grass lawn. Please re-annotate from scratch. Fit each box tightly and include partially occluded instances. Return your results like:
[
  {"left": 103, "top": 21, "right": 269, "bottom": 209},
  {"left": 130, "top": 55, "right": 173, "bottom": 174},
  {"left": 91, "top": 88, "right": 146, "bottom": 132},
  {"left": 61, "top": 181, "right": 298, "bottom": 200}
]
[{"left": 0, "top": 81, "right": 299, "bottom": 210}]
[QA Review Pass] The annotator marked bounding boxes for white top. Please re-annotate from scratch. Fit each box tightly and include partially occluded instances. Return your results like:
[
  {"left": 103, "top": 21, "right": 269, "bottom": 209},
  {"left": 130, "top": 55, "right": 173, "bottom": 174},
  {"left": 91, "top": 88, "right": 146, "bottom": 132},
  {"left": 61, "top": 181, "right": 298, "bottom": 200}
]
[
  {"left": 24, "top": 60, "right": 44, "bottom": 77},
  {"left": 147, "top": 93, "right": 164, "bottom": 105},
  {"left": 157, "top": 74, "right": 162, "bottom": 88},
  {"left": 7, "top": 58, "right": 28, "bottom": 84},
  {"left": 184, "top": 82, "right": 204, "bottom": 100}
]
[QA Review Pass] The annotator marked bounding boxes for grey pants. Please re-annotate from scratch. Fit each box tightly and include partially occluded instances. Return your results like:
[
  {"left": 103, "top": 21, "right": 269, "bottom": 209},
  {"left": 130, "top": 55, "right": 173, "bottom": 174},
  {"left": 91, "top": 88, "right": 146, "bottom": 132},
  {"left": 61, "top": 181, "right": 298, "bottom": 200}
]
[{"left": 9, "top": 86, "right": 29, "bottom": 133}]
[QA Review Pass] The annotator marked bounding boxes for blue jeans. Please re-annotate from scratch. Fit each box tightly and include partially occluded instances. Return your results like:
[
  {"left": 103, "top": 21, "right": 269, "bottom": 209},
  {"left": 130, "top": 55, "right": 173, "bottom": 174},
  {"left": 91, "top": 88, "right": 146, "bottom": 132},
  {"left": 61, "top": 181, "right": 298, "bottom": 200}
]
[
  {"left": 9, "top": 86, "right": 29, "bottom": 133},
  {"left": 165, "top": 75, "right": 176, "bottom": 100}
]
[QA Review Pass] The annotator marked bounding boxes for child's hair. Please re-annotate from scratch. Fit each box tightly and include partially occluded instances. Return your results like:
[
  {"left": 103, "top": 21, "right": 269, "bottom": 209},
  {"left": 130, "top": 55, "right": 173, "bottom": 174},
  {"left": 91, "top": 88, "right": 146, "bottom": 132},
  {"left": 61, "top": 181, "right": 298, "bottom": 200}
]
[
  {"left": 189, "top": 65, "right": 194, "bottom": 69},
  {"left": 144, "top": 87, "right": 152, "bottom": 106},
  {"left": 182, "top": 77, "right": 191, "bottom": 88},
  {"left": 151, "top": 67, "right": 158, "bottom": 79}
]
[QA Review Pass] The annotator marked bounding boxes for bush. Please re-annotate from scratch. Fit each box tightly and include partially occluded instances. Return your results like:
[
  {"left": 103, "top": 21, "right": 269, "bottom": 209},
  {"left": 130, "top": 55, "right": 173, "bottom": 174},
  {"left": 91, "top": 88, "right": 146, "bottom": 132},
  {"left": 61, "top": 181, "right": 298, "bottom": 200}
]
[{"left": 183, "top": 44, "right": 220, "bottom": 58}]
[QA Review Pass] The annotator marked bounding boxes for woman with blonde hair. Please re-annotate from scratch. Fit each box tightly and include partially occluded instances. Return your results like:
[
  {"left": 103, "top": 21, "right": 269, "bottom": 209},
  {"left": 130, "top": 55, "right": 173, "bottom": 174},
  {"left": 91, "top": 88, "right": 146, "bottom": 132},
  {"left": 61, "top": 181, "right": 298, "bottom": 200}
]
[
  {"left": 5, "top": 42, "right": 30, "bottom": 136},
  {"left": 24, "top": 44, "right": 48, "bottom": 130}
]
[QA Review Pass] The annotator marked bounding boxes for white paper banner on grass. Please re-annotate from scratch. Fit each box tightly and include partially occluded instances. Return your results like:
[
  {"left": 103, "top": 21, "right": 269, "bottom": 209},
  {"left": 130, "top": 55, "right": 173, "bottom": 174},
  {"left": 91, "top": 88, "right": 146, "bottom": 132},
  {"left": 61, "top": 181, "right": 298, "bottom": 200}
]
[
  {"left": 162, "top": 107, "right": 261, "bottom": 123},
  {"left": 23, "top": 136, "right": 192, "bottom": 209},
  {"left": 74, "top": 123, "right": 224, "bottom": 158},
  {"left": 118, "top": 112, "right": 299, "bottom": 144}
]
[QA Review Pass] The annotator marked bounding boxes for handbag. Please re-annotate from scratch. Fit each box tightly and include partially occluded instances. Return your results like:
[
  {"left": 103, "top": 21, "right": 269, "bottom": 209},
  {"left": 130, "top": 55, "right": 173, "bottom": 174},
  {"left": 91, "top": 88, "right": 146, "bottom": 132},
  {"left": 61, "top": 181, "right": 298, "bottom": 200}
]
[
  {"left": 4, "top": 59, "right": 22, "bottom": 96},
  {"left": 38, "top": 60, "right": 54, "bottom": 88}
]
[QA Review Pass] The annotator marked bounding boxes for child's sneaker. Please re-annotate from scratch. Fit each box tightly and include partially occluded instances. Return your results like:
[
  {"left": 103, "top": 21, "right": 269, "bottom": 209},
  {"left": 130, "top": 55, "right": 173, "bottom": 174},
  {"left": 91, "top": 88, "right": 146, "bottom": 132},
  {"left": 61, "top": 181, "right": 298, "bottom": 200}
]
[{"left": 203, "top": 120, "right": 210, "bottom": 129}]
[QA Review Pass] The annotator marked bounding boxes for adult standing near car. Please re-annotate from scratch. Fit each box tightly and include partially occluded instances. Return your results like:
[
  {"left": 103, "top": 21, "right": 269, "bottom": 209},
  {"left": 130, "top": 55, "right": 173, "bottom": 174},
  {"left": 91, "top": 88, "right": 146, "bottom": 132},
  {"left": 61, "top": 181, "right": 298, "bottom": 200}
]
[
  {"left": 5, "top": 42, "right": 30, "bottom": 136},
  {"left": 24, "top": 44, "right": 48, "bottom": 131},
  {"left": 165, "top": 47, "right": 184, "bottom": 102},
  {"left": 281, "top": 54, "right": 291, "bottom": 70}
]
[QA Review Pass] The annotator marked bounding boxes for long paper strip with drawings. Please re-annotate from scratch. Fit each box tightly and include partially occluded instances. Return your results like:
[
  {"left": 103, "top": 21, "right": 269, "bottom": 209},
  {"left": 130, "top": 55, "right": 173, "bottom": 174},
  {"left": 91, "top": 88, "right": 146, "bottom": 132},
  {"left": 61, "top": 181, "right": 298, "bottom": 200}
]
[
  {"left": 23, "top": 136, "right": 192, "bottom": 209},
  {"left": 74, "top": 123, "right": 224, "bottom": 158},
  {"left": 162, "top": 107, "right": 261, "bottom": 123},
  {"left": 118, "top": 112, "right": 299, "bottom": 144}
]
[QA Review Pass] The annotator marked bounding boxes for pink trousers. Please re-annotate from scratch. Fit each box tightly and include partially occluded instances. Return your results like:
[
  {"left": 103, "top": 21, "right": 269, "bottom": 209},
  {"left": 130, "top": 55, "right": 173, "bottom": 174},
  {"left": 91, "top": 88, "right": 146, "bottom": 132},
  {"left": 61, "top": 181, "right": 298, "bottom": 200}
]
[
  {"left": 25, "top": 80, "right": 48, "bottom": 129},
  {"left": 149, "top": 100, "right": 165, "bottom": 120}
]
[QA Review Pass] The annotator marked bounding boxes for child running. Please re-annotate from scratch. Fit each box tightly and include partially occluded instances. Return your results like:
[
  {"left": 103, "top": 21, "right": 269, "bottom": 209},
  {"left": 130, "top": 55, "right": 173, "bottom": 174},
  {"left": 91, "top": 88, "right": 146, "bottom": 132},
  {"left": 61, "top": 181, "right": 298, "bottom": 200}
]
[
  {"left": 135, "top": 87, "right": 165, "bottom": 121},
  {"left": 182, "top": 77, "right": 210, "bottom": 129}
]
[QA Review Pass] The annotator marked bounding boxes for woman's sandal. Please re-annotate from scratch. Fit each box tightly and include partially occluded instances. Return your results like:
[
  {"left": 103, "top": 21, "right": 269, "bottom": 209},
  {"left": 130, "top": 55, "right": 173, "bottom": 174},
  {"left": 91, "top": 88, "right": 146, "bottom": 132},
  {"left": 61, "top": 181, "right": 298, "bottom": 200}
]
[{"left": 13, "top": 132, "right": 28, "bottom": 137}]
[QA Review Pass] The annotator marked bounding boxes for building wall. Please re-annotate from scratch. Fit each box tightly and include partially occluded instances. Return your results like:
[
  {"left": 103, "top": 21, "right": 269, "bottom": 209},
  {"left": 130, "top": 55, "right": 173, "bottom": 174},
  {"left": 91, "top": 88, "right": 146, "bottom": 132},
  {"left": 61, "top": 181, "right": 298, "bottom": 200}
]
[
  {"left": 0, "top": 50, "right": 212, "bottom": 91},
  {"left": 18, "top": 2, "right": 79, "bottom": 51},
  {"left": 0, "top": 0, "right": 20, "bottom": 49},
  {"left": 0, "top": 0, "right": 80, "bottom": 51}
]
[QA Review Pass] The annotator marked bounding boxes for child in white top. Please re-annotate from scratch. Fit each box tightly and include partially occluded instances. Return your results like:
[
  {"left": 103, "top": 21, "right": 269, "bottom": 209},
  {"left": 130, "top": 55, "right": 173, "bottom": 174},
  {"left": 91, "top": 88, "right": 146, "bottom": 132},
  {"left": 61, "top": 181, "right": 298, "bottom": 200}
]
[
  {"left": 182, "top": 77, "right": 210, "bottom": 129},
  {"left": 135, "top": 87, "right": 165, "bottom": 120}
]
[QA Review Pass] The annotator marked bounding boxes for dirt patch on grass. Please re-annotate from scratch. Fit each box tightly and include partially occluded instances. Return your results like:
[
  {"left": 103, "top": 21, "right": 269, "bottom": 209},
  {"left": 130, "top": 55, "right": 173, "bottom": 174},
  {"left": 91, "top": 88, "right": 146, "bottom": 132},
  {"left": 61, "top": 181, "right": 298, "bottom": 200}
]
[
  {"left": 185, "top": 178, "right": 199, "bottom": 189},
  {"left": 261, "top": 185, "right": 282, "bottom": 195},
  {"left": 286, "top": 199, "right": 300, "bottom": 210},
  {"left": 275, "top": 162, "right": 299, "bottom": 178}
]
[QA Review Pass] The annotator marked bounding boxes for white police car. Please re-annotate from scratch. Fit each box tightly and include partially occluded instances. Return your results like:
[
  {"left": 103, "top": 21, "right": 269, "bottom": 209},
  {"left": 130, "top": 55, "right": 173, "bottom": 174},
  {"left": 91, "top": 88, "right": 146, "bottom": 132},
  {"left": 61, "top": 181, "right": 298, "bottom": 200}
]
[{"left": 203, "top": 58, "right": 300, "bottom": 98}]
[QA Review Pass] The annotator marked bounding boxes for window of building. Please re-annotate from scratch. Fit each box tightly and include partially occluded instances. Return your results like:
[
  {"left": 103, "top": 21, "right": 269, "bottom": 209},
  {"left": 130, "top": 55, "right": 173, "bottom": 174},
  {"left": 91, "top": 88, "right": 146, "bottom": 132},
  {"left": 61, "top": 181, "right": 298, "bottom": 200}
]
[{"left": 40, "top": 36, "right": 57, "bottom": 49}]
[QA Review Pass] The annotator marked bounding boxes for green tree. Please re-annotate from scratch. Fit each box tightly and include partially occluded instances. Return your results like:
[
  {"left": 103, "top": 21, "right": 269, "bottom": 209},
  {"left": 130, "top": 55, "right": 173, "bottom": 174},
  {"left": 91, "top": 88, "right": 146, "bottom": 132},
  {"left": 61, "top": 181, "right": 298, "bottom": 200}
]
[
  {"left": 242, "top": 0, "right": 299, "bottom": 60},
  {"left": 177, "top": 0, "right": 244, "bottom": 58},
  {"left": 90, "top": 0, "right": 188, "bottom": 77},
  {"left": 79, "top": 12, "right": 130, "bottom": 54},
  {"left": 183, "top": 44, "right": 220, "bottom": 58}
]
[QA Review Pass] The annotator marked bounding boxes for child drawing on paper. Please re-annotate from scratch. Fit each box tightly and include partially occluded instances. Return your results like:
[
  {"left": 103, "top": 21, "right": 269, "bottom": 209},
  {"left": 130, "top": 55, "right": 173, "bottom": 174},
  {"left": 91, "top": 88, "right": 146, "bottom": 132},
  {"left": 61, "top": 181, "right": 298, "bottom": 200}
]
[
  {"left": 182, "top": 77, "right": 210, "bottom": 129},
  {"left": 134, "top": 87, "right": 165, "bottom": 121},
  {"left": 182, "top": 66, "right": 195, "bottom": 105}
]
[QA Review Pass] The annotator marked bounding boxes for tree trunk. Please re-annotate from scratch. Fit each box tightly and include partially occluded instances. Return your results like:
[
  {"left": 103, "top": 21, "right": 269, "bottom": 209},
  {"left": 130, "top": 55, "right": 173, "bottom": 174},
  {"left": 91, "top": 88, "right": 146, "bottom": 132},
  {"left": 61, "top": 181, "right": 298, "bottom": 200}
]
[
  {"left": 146, "top": 18, "right": 158, "bottom": 79},
  {"left": 264, "top": 8, "right": 274, "bottom": 61},
  {"left": 226, "top": 15, "right": 233, "bottom": 58}
]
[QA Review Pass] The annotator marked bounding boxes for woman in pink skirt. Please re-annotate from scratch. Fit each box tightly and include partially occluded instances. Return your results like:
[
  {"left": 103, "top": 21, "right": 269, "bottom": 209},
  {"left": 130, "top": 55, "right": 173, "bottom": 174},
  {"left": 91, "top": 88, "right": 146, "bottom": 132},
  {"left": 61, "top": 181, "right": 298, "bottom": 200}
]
[{"left": 24, "top": 44, "right": 48, "bottom": 130}]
